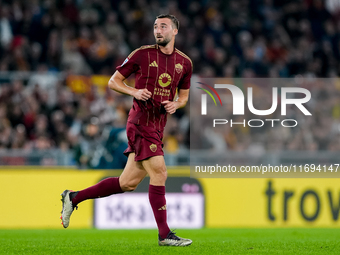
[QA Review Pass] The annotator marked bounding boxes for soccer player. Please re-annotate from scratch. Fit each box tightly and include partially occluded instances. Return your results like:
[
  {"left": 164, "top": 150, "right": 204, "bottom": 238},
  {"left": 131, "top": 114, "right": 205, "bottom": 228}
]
[{"left": 60, "top": 14, "right": 193, "bottom": 247}]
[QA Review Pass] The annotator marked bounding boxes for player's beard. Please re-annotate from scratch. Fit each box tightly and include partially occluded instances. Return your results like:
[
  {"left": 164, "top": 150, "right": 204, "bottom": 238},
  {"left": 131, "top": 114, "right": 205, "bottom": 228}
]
[{"left": 156, "top": 36, "right": 171, "bottom": 47}]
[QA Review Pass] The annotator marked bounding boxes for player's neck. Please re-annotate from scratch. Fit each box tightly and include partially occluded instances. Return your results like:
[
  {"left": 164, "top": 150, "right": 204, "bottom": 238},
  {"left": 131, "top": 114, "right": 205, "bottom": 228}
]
[{"left": 159, "top": 41, "right": 175, "bottom": 55}]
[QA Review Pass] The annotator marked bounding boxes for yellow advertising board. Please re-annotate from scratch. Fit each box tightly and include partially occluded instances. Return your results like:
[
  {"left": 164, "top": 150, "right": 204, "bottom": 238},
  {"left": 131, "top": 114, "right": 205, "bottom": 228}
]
[
  {"left": 200, "top": 178, "right": 340, "bottom": 227},
  {"left": 0, "top": 168, "right": 340, "bottom": 228},
  {"left": 0, "top": 169, "right": 118, "bottom": 229}
]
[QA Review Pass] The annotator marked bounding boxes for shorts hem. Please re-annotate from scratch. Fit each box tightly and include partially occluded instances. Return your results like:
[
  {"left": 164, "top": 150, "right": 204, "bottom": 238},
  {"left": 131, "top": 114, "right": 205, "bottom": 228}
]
[{"left": 134, "top": 151, "right": 164, "bottom": 161}]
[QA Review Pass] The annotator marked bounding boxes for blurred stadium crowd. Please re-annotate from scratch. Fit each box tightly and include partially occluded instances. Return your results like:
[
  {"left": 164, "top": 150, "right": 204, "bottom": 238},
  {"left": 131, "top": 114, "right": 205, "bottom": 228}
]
[
  {"left": 0, "top": 0, "right": 340, "bottom": 167},
  {"left": 2, "top": 0, "right": 340, "bottom": 76}
]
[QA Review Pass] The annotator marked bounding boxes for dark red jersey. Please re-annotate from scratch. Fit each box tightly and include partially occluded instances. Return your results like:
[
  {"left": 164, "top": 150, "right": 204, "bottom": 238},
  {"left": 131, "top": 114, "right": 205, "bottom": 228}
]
[{"left": 116, "top": 44, "right": 192, "bottom": 131}]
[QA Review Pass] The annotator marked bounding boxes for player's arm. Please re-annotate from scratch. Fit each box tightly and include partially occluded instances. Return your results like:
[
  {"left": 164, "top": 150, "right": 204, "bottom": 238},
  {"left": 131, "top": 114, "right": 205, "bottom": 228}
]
[
  {"left": 161, "top": 88, "right": 189, "bottom": 114},
  {"left": 108, "top": 71, "right": 152, "bottom": 101}
]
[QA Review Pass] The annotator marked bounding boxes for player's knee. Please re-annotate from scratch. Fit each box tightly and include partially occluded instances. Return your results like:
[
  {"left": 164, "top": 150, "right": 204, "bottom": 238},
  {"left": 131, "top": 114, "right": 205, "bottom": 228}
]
[
  {"left": 120, "top": 180, "right": 139, "bottom": 192},
  {"left": 161, "top": 170, "right": 168, "bottom": 181},
  {"left": 125, "top": 185, "right": 137, "bottom": 192},
  {"left": 121, "top": 183, "right": 138, "bottom": 192},
  {"left": 154, "top": 168, "right": 167, "bottom": 182}
]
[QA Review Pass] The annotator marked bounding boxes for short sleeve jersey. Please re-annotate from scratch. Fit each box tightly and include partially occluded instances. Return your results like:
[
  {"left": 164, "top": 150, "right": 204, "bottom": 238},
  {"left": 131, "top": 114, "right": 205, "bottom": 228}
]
[{"left": 116, "top": 44, "right": 192, "bottom": 131}]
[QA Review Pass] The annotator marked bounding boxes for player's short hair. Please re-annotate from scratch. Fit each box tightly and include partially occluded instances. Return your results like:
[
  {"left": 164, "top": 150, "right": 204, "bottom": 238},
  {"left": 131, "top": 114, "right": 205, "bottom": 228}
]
[{"left": 156, "top": 14, "right": 179, "bottom": 30}]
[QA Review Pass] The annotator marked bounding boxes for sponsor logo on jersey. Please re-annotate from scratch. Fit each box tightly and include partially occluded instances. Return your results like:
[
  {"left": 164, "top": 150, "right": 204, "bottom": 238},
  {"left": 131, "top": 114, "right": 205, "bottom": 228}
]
[
  {"left": 158, "top": 73, "right": 171, "bottom": 87},
  {"left": 149, "top": 61, "right": 158, "bottom": 67},
  {"left": 175, "top": 63, "right": 183, "bottom": 74}
]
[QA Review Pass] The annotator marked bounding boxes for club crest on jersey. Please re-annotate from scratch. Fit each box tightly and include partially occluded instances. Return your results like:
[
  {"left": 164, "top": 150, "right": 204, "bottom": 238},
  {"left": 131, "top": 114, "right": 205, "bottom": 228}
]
[
  {"left": 158, "top": 73, "right": 171, "bottom": 87},
  {"left": 175, "top": 63, "right": 183, "bottom": 74},
  {"left": 121, "top": 58, "right": 128, "bottom": 67},
  {"left": 150, "top": 144, "right": 157, "bottom": 152}
]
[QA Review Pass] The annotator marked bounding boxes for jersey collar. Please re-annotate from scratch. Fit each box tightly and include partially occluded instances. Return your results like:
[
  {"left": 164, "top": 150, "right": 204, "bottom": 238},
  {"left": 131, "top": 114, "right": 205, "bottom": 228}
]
[{"left": 156, "top": 44, "right": 175, "bottom": 56}]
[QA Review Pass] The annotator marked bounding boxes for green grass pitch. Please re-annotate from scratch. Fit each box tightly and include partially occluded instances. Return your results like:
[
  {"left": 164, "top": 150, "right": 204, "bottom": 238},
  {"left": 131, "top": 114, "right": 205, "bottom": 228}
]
[{"left": 0, "top": 228, "right": 339, "bottom": 254}]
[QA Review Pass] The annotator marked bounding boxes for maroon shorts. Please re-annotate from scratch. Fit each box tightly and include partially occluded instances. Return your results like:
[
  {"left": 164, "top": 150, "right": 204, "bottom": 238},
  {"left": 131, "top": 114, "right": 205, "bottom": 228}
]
[{"left": 124, "top": 122, "right": 164, "bottom": 161}]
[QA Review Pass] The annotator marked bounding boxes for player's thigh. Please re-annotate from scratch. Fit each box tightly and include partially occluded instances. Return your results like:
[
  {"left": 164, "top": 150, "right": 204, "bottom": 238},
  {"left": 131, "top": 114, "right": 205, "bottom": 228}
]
[
  {"left": 119, "top": 153, "right": 147, "bottom": 191},
  {"left": 141, "top": 155, "right": 167, "bottom": 185}
]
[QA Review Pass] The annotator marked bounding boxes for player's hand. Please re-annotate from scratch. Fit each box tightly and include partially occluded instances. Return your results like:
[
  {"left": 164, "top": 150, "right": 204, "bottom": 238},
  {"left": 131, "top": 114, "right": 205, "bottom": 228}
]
[
  {"left": 133, "top": 89, "right": 152, "bottom": 101},
  {"left": 161, "top": 100, "right": 178, "bottom": 114}
]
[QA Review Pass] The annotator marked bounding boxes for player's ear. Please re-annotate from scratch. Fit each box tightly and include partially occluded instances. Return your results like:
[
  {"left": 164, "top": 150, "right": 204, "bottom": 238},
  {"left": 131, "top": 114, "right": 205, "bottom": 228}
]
[{"left": 173, "top": 29, "right": 178, "bottom": 35}]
